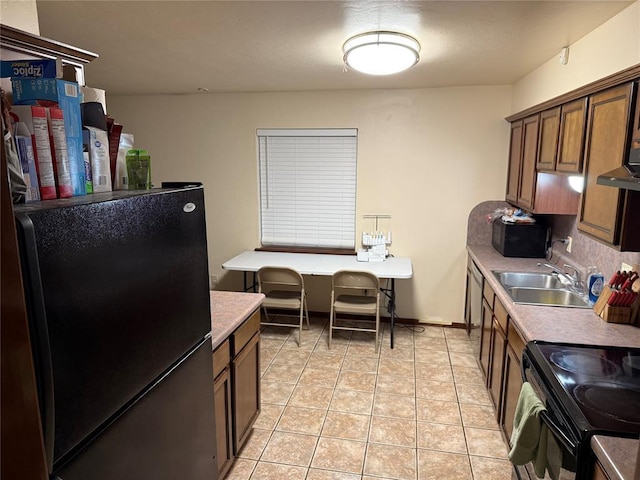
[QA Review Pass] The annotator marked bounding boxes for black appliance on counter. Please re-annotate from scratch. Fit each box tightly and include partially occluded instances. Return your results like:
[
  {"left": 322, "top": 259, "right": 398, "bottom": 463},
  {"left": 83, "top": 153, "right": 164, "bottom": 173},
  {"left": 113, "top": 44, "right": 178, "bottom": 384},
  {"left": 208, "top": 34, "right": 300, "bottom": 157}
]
[
  {"left": 14, "top": 186, "right": 217, "bottom": 480},
  {"left": 491, "top": 219, "right": 549, "bottom": 258},
  {"left": 520, "top": 340, "right": 640, "bottom": 480}
]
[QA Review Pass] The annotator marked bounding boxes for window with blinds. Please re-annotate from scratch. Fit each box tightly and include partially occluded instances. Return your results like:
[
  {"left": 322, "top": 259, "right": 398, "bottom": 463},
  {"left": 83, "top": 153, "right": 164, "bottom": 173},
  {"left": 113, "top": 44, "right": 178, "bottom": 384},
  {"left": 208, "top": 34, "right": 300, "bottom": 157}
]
[{"left": 257, "top": 128, "right": 357, "bottom": 249}]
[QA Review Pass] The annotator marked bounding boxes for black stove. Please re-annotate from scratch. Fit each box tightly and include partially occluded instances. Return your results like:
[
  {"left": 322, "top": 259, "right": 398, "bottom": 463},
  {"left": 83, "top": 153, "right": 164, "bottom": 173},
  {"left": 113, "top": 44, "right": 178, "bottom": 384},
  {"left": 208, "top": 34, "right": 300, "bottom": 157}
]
[{"left": 521, "top": 341, "right": 640, "bottom": 479}]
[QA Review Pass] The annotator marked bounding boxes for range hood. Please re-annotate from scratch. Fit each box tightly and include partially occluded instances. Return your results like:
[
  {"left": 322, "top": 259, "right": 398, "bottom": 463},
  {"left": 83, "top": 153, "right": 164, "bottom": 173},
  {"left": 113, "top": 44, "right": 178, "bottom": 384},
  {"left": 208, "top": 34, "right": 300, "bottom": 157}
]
[{"left": 596, "top": 148, "right": 640, "bottom": 191}]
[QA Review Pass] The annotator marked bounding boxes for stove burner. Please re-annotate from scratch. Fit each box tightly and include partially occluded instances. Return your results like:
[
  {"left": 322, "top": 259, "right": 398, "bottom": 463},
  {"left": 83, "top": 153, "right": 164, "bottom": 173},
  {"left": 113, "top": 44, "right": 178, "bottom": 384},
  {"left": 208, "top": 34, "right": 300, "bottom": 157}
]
[
  {"left": 574, "top": 382, "right": 640, "bottom": 425},
  {"left": 549, "top": 350, "right": 620, "bottom": 376}
]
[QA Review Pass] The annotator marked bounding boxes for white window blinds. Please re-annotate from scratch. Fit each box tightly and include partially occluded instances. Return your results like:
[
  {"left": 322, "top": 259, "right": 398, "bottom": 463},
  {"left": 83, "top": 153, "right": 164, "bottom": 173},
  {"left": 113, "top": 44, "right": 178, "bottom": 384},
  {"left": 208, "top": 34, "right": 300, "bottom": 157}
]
[{"left": 257, "top": 128, "right": 357, "bottom": 249}]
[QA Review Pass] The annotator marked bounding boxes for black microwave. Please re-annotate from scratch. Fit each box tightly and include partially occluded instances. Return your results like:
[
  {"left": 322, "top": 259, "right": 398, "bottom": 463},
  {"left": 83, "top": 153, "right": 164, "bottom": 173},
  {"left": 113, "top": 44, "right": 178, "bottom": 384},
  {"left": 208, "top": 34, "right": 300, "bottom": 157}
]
[{"left": 491, "top": 219, "right": 549, "bottom": 258}]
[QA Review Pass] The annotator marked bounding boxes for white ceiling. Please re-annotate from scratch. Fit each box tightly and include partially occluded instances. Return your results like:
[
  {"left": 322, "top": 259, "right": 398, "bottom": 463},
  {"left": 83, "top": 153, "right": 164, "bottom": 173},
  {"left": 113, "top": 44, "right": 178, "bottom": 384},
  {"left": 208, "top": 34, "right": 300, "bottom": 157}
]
[{"left": 35, "top": 0, "right": 634, "bottom": 96}]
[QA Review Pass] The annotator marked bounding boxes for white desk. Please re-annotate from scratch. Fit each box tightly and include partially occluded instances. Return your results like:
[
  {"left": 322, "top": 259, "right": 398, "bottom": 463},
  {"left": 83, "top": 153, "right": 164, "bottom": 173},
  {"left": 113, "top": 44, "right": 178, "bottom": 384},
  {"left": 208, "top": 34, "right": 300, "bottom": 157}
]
[{"left": 222, "top": 251, "right": 413, "bottom": 348}]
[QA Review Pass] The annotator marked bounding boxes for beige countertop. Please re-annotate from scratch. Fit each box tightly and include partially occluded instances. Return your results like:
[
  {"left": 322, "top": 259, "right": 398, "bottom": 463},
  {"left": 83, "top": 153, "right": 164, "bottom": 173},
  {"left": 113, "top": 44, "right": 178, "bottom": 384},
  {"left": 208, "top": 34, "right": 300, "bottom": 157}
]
[
  {"left": 467, "top": 244, "right": 640, "bottom": 480},
  {"left": 210, "top": 290, "right": 264, "bottom": 351},
  {"left": 592, "top": 436, "right": 639, "bottom": 480}
]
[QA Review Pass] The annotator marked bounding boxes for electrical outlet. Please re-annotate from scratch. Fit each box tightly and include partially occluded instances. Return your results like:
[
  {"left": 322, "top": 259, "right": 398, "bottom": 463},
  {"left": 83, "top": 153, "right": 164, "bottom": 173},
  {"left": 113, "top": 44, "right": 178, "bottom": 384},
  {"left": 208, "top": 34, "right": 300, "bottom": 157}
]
[
  {"left": 566, "top": 236, "right": 572, "bottom": 253},
  {"left": 621, "top": 263, "right": 633, "bottom": 273},
  {"left": 210, "top": 275, "right": 218, "bottom": 288}
]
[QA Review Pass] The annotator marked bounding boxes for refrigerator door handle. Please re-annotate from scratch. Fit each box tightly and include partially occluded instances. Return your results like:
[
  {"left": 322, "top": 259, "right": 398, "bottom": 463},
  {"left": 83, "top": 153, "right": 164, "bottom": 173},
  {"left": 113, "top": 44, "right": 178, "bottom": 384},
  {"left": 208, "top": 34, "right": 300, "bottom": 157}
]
[{"left": 15, "top": 213, "right": 55, "bottom": 473}]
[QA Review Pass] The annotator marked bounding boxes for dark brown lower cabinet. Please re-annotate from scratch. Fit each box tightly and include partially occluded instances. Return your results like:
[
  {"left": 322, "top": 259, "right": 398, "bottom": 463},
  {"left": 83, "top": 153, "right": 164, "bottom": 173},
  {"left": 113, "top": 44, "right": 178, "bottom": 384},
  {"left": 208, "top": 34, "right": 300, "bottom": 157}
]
[
  {"left": 213, "top": 340, "right": 233, "bottom": 479},
  {"left": 479, "top": 298, "right": 493, "bottom": 380},
  {"left": 212, "top": 309, "right": 261, "bottom": 478},
  {"left": 488, "top": 318, "right": 507, "bottom": 415},
  {"left": 232, "top": 329, "right": 260, "bottom": 453}
]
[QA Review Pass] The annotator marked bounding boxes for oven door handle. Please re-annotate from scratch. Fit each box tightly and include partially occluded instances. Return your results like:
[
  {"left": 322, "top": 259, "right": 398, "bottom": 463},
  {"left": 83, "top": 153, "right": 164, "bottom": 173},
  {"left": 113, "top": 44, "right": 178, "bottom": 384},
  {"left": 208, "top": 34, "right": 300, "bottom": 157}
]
[
  {"left": 539, "top": 410, "right": 577, "bottom": 455},
  {"left": 521, "top": 350, "right": 578, "bottom": 456}
]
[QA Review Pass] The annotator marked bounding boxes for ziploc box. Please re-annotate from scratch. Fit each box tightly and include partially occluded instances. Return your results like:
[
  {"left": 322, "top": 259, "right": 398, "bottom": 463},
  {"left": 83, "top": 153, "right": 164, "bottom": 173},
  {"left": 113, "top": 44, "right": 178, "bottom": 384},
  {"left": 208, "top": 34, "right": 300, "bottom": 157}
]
[{"left": 11, "top": 78, "right": 86, "bottom": 196}]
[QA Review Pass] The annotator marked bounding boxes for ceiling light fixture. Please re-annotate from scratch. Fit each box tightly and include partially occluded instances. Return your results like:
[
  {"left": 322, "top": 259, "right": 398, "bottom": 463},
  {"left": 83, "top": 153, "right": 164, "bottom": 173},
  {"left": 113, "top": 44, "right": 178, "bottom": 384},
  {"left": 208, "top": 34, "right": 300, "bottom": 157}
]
[{"left": 343, "top": 31, "right": 420, "bottom": 76}]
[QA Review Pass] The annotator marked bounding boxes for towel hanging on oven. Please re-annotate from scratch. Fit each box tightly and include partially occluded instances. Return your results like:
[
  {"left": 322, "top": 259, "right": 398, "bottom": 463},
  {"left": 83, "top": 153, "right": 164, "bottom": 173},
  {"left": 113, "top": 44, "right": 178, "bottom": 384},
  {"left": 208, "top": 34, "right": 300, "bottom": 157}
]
[{"left": 508, "top": 382, "right": 549, "bottom": 478}]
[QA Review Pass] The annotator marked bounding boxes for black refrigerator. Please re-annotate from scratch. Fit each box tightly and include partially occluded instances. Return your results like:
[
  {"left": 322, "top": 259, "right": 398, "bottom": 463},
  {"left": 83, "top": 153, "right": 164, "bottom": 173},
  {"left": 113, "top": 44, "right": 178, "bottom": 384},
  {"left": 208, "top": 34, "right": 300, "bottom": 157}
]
[{"left": 14, "top": 186, "right": 217, "bottom": 480}]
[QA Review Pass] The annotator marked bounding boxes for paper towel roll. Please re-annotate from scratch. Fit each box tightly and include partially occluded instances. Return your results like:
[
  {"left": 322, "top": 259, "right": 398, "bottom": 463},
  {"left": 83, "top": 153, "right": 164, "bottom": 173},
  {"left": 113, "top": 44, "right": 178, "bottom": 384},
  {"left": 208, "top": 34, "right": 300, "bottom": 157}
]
[{"left": 80, "top": 86, "right": 107, "bottom": 113}]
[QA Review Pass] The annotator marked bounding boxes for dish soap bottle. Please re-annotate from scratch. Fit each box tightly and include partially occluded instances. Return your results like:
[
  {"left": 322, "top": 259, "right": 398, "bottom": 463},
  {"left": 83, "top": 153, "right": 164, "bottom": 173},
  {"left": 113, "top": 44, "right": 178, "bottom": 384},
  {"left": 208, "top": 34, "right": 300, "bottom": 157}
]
[{"left": 586, "top": 266, "right": 604, "bottom": 307}]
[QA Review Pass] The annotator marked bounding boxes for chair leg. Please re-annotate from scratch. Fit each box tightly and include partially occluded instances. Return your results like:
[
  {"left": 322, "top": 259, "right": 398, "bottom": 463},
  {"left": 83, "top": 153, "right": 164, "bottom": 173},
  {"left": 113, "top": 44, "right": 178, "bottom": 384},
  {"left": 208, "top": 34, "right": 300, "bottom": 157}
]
[
  {"left": 298, "top": 303, "right": 303, "bottom": 347},
  {"left": 303, "top": 297, "right": 310, "bottom": 329},
  {"left": 375, "top": 308, "right": 380, "bottom": 353},
  {"left": 328, "top": 294, "right": 334, "bottom": 350}
]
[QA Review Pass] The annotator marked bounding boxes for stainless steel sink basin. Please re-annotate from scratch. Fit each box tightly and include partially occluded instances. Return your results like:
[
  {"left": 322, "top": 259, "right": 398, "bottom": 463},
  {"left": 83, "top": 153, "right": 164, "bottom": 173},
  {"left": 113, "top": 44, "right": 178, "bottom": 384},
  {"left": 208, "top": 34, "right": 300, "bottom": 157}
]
[
  {"left": 492, "top": 271, "right": 569, "bottom": 289},
  {"left": 506, "top": 287, "right": 590, "bottom": 308},
  {"left": 491, "top": 270, "right": 590, "bottom": 308}
]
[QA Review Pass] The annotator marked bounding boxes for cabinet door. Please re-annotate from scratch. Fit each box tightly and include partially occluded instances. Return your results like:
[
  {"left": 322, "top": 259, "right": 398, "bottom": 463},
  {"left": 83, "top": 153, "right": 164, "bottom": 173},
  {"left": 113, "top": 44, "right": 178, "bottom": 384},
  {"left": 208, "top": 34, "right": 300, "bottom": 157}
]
[
  {"left": 232, "top": 332, "right": 260, "bottom": 454},
  {"left": 214, "top": 367, "right": 233, "bottom": 479},
  {"left": 557, "top": 98, "right": 587, "bottom": 173},
  {"left": 517, "top": 115, "right": 540, "bottom": 210},
  {"left": 488, "top": 319, "right": 507, "bottom": 416},
  {"left": 632, "top": 80, "right": 640, "bottom": 149},
  {"left": 506, "top": 120, "right": 523, "bottom": 204},
  {"left": 501, "top": 344, "right": 523, "bottom": 444},
  {"left": 479, "top": 299, "right": 493, "bottom": 383},
  {"left": 536, "top": 107, "right": 561, "bottom": 171},
  {"left": 578, "top": 83, "right": 634, "bottom": 245}
]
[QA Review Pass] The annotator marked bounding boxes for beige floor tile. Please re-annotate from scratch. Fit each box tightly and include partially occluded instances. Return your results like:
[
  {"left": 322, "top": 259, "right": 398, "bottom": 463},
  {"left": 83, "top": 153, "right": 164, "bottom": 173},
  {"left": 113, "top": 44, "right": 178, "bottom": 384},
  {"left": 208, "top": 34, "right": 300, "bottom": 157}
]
[
  {"left": 311, "top": 437, "right": 367, "bottom": 474},
  {"left": 237, "top": 428, "right": 272, "bottom": 460},
  {"left": 415, "top": 379, "right": 457, "bottom": 401},
  {"left": 261, "top": 381, "right": 295, "bottom": 405},
  {"left": 298, "top": 367, "right": 340, "bottom": 388},
  {"left": 342, "top": 354, "right": 379, "bottom": 373},
  {"left": 321, "top": 411, "right": 371, "bottom": 441},
  {"left": 250, "top": 461, "right": 308, "bottom": 479},
  {"left": 260, "top": 336, "right": 288, "bottom": 349},
  {"left": 417, "top": 422, "right": 467, "bottom": 454},
  {"left": 276, "top": 405, "right": 327, "bottom": 435},
  {"left": 415, "top": 325, "right": 446, "bottom": 338},
  {"left": 224, "top": 457, "right": 256, "bottom": 480},
  {"left": 363, "top": 443, "right": 416, "bottom": 480},
  {"left": 459, "top": 403, "right": 500, "bottom": 430},
  {"left": 307, "top": 351, "right": 345, "bottom": 370},
  {"left": 373, "top": 393, "right": 416, "bottom": 419},
  {"left": 417, "top": 449, "right": 473, "bottom": 480},
  {"left": 380, "top": 344, "right": 415, "bottom": 360},
  {"left": 336, "top": 371, "right": 377, "bottom": 392},
  {"left": 451, "top": 364, "right": 484, "bottom": 385},
  {"left": 289, "top": 384, "right": 334, "bottom": 409},
  {"left": 273, "top": 348, "right": 312, "bottom": 366},
  {"left": 413, "top": 335, "right": 448, "bottom": 352},
  {"left": 415, "top": 362, "right": 454, "bottom": 382},
  {"left": 376, "top": 373, "right": 416, "bottom": 396},
  {"left": 416, "top": 398, "right": 462, "bottom": 425},
  {"left": 444, "top": 328, "right": 471, "bottom": 340},
  {"left": 377, "top": 357, "right": 415, "bottom": 376},
  {"left": 261, "top": 362, "right": 304, "bottom": 384},
  {"left": 369, "top": 416, "right": 416, "bottom": 447},
  {"left": 456, "top": 383, "right": 492, "bottom": 406},
  {"left": 306, "top": 469, "right": 361, "bottom": 480},
  {"left": 253, "top": 403, "right": 284, "bottom": 430},
  {"left": 261, "top": 431, "right": 318, "bottom": 466},
  {"left": 446, "top": 339, "right": 475, "bottom": 354},
  {"left": 469, "top": 455, "right": 514, "bottom": 480},
  {"left": 414, "top": 348, "right": 451, "bottom": 366},
  {"left": 449, "top": 351, "right": 478, "bottom": 368},
  {"left": 259, "top": 347, "right": 279, "bottom": 368},
  {"left": 330, "top": 389, "right": 374, "bottom": 415},
  {"left": 346, "top": 340, "right": 380, "bottom": 356},
  {"left": 464, "top": 427, "right": 509, "bottom": 459}
]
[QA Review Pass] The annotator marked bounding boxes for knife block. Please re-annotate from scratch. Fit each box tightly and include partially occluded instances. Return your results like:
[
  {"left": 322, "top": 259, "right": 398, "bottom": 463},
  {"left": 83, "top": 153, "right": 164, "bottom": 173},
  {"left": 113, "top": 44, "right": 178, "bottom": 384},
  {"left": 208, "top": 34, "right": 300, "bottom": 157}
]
[{"left": 593, "top": 285, "right": 639, "bottom": 325}]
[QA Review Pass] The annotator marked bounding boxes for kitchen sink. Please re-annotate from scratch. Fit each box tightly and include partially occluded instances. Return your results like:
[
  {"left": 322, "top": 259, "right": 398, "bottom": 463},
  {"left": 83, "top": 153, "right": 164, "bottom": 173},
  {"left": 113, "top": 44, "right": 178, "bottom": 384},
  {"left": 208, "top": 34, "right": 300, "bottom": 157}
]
[
  {"left": 506, "top": 287, "right": 590, "bottom": 308},
  {"left": 492, "top": 271, "right": 569, "bottom": 289},
  {"left": 491, "top": 270, "right": 590, "bottom": 308}
]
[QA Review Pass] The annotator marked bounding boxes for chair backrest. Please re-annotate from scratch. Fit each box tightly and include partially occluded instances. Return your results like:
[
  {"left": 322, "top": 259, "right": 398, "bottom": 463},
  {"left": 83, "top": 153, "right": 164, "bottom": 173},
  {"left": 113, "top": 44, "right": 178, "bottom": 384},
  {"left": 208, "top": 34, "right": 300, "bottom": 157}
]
[
  {"left": 257, "top": 266, "right": 304, "bottom": 293},
  {"left": 332, "top": 270, "right": 379, "bottom": 292}
]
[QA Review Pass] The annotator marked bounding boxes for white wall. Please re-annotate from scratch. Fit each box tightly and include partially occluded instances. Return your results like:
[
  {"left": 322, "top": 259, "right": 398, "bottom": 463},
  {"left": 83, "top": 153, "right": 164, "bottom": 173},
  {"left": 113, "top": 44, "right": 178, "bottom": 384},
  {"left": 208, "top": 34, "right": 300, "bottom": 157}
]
[
  {"left": 512, "top": 1, "right": 640, "bottom": 113},
  {"left": 0, "top": 0, "right": 39, "bottom": 34},
  {"left": 108, "top": 87, "right": 511, "bottom": 323}
]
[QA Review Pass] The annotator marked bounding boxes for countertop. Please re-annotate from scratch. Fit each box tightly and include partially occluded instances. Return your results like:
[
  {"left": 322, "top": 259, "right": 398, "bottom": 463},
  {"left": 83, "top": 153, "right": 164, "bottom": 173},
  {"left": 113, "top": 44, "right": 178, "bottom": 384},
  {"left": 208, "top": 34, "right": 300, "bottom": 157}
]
[
  {"left": 467, "top": 244, "right": 640, "bottom": 479},
  {"left": 592, "top": 436, "right": 639, "bottom": 480},
  {"left": 210, "top": 290, "right": 264, "bottom": 351}
]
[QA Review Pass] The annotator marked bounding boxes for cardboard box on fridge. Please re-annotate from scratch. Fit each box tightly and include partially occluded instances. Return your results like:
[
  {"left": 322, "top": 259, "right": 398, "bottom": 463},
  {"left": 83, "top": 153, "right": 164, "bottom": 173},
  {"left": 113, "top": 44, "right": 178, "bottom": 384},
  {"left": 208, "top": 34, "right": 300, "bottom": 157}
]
[{"left": 11, "top": 78, "right": 86, "bottom": 196}]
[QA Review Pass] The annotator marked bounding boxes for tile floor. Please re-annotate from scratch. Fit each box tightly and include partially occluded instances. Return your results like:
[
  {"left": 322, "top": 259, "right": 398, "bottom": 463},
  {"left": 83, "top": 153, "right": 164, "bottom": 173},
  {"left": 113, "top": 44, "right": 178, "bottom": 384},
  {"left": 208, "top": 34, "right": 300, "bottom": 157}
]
[{"left": 224, "top": 317, "right": 513, "bottom": 480}]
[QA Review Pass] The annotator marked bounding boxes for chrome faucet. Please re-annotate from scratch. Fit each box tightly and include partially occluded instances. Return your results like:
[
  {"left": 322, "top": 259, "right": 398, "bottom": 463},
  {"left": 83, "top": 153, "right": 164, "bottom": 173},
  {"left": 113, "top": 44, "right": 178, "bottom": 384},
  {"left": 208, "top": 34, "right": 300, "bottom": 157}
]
[{"left": 539, "top": 262, "right": 582, "bottom": 290}]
